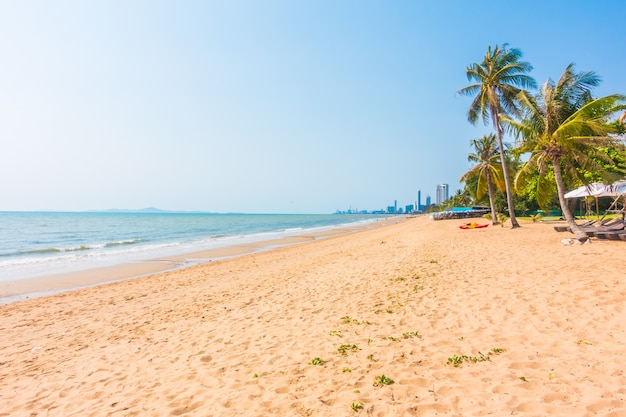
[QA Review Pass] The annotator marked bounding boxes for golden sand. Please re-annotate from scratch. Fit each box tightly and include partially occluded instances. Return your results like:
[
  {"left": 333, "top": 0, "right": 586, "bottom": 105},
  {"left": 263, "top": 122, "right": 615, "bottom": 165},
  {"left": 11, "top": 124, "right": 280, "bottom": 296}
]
[{"left": 1, "top": 216, "right": 625, "bottom": 416}]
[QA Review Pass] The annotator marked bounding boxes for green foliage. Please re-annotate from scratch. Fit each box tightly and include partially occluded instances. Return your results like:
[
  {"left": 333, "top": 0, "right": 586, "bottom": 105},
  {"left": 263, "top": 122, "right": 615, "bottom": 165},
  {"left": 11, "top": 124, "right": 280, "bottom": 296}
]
[
  {"left": 351, "top": 401, "right": 363, "bottom": 411},
  {"left": 373, "top": 375, "right": 395, "bottom": 387},
  {"left": 338, "top": 344, "right": 359, "bottom": 356},
  {"left": 505, "top": 64, "right": 625, "bottom": 221},
  {"left": 447, "top": 348, "right": 506, "bottom": 367},
  {"left": 402, "top": 331, "right": 420, "bottom": 339},
  {"left": 309, "top": 357, "right": 325, "bottom": 366}
]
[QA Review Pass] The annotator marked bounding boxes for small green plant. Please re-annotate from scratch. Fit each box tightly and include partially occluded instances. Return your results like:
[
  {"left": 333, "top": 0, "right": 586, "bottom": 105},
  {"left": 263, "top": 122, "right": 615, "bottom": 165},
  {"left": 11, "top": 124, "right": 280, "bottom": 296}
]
[
  {"left": 402, "top": 331, "right": 420, "bottom": 339},
  {"left": 458, "top": 336, "right": 466, "bottom": 341},
  {"left": 329, "top": 329, "right": 342, "bottom": 337},
  {"left": 412, "top": 274, "right": 421, "bottom": 280},
  {"left": 531, "top": 213, "right": 543, "bottom": 223},
  {"left": 351, "top": 401, "right": 363, "bottom": 411},
  {"left": 385, "top": 308, "right": 394, "bottom": 314},
  {"left": 338, "top": 344, "right": 359, "bottom": 356},
  {"left": 366, "top": 354, "right": 374, "bottom": 360},
  {"left": 447, "top": 355, "right": 467, "bottom": 367},
  {"left": 548, "top": 372, "right": 555, "bottom": 380},
  {"left": 447, "top": 348, "right": 506, "bottom": 367},
  {"left": 519, "top": 376, "right": 527, "bottom": 382},
  {"left": 341, "top": 316, "right": 369, "bottom": 325},
  {"left": 342, "top": 367, "right": 352, "bottom": 373},
  {"left": 253, "top": 373, "right": 258, "bottom": 378},
  {"left": 394, "top": 276, "right": 406, "bottom": 282},
  {"left": 497, "top": 213, "right": 509, "bottom": 227},
  {"left": 413, "top": 285, "right": 424, "bottom": 291},
  {"left": 309, "top": 357, "right": 325, "bottom": 366},
  {"left": 388, "top": 336, "right": 400, "bottom": 342},
  {"left": 429, "top": 259, "right": 438, "bottom": 264},
  {"left": 367, "top": 339, "right": 373, "bottom": 345},
  {"left": 353, "top": 389, "right": 360, "bottom": 393},
  {"left": 373, "top": 375, "right": 394, "bottom": 387}
]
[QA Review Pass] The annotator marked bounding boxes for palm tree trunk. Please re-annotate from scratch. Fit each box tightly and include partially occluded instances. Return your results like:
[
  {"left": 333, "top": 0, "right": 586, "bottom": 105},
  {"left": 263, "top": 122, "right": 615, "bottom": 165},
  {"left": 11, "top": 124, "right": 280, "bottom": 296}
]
[
  {"left": 492, "top": 110, "right": 520, "bottom": 228},
  {"left": 486, "top": 173, "right": 498, "bottom": 225},
  {"left": 552, "top": 158, "right": 588, "bottom": 242}
]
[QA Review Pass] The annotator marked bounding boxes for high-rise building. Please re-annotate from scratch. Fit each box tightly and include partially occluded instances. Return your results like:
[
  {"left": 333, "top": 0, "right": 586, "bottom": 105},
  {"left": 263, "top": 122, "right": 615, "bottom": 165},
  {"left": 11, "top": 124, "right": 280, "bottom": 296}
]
[
  {"left": 436, "top": 184, "right": 449, "bottom": 205},
  {"left": 417, "top": 190, "right": 422, "bottom": 211}
]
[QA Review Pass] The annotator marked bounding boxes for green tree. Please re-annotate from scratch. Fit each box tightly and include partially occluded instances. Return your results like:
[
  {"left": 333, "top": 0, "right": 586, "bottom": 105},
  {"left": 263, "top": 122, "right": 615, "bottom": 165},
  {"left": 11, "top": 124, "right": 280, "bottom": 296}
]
[
  {"left": 458, "top": 44, "right": 537, "bottom": 228},
  {"left": 460, "top": 134, "right": 506, "bottom": 225},
  {"left": 504, "top": 64, "right": 626, "bottom": 242}
]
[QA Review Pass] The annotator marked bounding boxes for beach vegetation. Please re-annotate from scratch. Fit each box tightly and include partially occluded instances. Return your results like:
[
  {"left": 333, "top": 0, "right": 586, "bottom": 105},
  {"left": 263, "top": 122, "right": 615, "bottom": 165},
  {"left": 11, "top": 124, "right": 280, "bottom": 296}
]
[
  {"left": 338, "top": 344, "right": 359, "bottom": 356},
  {"left": 342, "top": 367, "right": 352, "bottom": 373},
  {"left": 460, "top": 134, "right": 506, "bottom": 225},
  {"left": 341, "top": 316, "right": 370, "bottom": 325},
  {"left": 447, "top": 348, "right": 506, "bottom": 367},
  {"left": 329, "top": 330, "right": 342, "bottom": 337},
  {"left": 366, "top": 354, "right": 374, "bottom": 360},
  {"left": 402, "top": 331, "right": 420, "bottom": 339},
  {"left": 373, "top": 374, "right": 395, "bottom": 387},
  {"left": 309, "top": 357, "right": 326, "bottom": 366},
  {"left": 351, "top": 401, "right": 363, "bottom": 411},
  {"left": 413, "top": 284, "right": 424, "bottom": 292},
  {"left": 503, "top": 64, "right": 626, "bottom": 242},
  {"left": 388, "top": 336, "right": 400, "bottom": 342},
  {"left": 458, "top": 44, "right": 537, "bottom": 228},
  {"left": 519, "top": 376, "right": 527, "bottom": 382}
]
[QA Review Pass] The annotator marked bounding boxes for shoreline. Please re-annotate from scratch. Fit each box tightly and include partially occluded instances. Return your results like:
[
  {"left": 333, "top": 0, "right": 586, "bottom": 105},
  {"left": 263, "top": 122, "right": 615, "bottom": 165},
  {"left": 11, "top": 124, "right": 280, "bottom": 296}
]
[
  {"left": 0, "top": 216, "right": 405, "bottom": 304},
  {"left": 1, "top": 216, "right": 624, "bottom": 416}
]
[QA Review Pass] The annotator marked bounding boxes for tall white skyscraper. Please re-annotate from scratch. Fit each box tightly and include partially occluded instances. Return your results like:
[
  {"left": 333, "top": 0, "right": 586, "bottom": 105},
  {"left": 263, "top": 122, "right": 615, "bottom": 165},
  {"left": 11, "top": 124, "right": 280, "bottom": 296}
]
[{"left": 436, "top": 184, "right": 449, "bottom": 205}]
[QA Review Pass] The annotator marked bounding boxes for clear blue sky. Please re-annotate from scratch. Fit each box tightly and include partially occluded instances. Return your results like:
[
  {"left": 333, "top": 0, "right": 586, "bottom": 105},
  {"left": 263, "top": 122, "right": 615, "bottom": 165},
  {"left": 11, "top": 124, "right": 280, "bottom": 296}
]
[{"left": 1, "top": 1, "right": 624, "bottom": 213}]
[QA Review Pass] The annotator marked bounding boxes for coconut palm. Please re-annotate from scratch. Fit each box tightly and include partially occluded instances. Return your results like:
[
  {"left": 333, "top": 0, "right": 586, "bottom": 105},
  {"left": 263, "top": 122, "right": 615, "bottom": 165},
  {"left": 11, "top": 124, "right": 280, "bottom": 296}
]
[
  {"left": 458, "top": 44, "right": 537, "bottom": 228},
  {"left": 503, "top": 64, "right": 626, "bottom": 242},
  {"left": 460, "top": 134, "right": 506, "bottom": 225}
]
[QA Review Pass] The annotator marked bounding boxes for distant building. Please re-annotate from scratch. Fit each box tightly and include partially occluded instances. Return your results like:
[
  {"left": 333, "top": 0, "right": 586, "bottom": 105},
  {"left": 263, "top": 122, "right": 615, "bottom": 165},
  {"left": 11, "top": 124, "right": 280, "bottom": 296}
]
[
  {"left": 405, "top": 204, "right": 414, "bottom": 213},
  {"left": 426, "top": 195, "right": 431, "bottom": 206},
  {"left": 417, "top": 190, "right": 422, "bottom": 211},
  {"left": 436, "top": 184, "right": 449, "bottom": 205}
]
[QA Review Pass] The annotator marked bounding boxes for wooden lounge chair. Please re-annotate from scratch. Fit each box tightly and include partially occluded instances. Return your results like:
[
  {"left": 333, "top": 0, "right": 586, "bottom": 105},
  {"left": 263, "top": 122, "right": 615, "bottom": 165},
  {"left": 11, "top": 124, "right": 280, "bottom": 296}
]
[
  {"left": 553, "top": 219, "right": 608, "bottom": 233},
  {"left": 595, "top": 230, "right": 626, "bottom": 240},
  {"left": 583, "top": 220, "right": 625, "bottom": 238}
]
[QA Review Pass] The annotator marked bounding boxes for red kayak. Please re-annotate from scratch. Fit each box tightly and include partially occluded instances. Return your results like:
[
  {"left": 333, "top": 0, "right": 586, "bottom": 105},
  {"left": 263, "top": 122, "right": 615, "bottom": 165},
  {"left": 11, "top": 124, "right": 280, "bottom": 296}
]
[{"left": 459, "top": 223, "right": 488, "bottom": 230}]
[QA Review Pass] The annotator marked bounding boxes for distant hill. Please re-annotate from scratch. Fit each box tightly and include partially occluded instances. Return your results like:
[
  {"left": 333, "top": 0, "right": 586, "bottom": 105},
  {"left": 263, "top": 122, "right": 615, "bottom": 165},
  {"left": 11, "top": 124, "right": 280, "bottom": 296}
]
[{"left": 91, "top": 207, "right": 173, "bottom": 213}]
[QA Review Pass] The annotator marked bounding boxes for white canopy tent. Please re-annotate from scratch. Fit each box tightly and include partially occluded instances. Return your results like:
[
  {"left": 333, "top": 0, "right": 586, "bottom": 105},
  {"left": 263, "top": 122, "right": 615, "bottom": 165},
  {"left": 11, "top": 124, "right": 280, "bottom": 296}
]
[{"left": 564, "top": 180, "right": 626, "bottom": 217}]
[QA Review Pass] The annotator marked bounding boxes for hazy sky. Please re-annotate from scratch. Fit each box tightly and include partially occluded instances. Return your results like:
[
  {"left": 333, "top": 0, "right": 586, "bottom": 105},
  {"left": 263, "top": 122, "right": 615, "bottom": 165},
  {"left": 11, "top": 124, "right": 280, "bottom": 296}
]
[{"left": 1, "top": 1, "right": 624, "bottom": 213}]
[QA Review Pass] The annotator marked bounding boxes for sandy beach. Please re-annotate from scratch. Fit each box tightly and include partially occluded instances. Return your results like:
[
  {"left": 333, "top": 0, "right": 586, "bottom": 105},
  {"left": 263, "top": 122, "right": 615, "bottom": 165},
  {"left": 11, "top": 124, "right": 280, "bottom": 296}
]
[{"left": 1, "top": 216, "right": 625, "bottom": 416}]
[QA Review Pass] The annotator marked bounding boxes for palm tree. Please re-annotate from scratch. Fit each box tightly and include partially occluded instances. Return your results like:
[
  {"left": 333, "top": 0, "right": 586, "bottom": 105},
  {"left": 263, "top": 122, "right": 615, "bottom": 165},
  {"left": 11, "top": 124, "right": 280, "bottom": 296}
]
[
  {"left": 458, "top": 44, "right": 537, "bottom": 228},
  {"left": 460, "top": 134, "right": 506, "bottom": 225},
  {"left": 503, "top": 64, "right": 626, "bottom": 242}
]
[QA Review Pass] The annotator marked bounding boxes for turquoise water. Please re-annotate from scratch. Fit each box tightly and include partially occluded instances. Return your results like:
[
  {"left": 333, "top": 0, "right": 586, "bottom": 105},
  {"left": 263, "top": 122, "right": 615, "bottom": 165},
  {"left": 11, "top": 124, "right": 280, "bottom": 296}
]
[{"left": 0, "top": 212, "right": 386, "bottom": 281}]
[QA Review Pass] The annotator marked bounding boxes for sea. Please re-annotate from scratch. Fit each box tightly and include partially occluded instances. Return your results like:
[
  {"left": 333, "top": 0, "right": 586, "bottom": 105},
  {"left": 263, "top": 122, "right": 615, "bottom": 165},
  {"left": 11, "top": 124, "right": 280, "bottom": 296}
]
[{"left": 0, "top": 211, "right": 388, "bottom": 283}]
